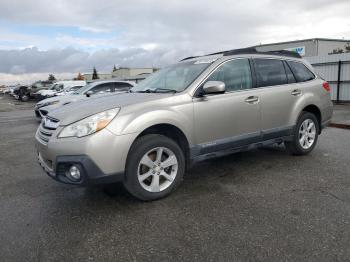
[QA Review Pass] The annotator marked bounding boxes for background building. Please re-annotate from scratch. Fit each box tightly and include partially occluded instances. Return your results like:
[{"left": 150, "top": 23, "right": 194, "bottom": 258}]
[
  {"left": 112, "top": 67, "right": 157, "bottom": 79},
  {"left": 255, "top": 38, "right": 350, "bottom": 57},
  {"left": 82, "top": 73, "right": 112, "bottom": 81},
  {"left": 255, "top": 38, "right": 350, "bottom": 102},
  {"left": 82, "top": 68, "right": 157, "bottom": 83}
]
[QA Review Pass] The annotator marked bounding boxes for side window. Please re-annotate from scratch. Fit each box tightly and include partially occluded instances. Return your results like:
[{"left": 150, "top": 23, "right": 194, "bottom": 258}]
[
  {"left": 283, "top": 61, "right": 296, "bottom": 84},
  {"left": 254, "top": 59, "right": 287, "bottom": 87},
  {"left": 114, "top": 82, "right": 133, "bottom": 91},
  {"left": 287, "top": 61, "right": 315, "bottom": 82},
  {"left": 206, "top": 59, "right": 252, "bottom": 92},
  {"left": 90, "top": 83, "right": 113, "bottom": 94}
]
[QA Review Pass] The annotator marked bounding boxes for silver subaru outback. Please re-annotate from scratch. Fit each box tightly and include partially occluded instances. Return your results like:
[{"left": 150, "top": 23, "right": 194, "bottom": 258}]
[{"left": 36, "top": 48, "right": 333, "bottom": 201}]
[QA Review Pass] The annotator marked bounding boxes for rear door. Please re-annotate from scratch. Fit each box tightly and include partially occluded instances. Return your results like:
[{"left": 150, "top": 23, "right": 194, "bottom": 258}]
[
  {"left": 253, "top": 58, "right": 298, "bottom": 140},
  {"left": 192, "top": 58, "right": 262, "bottom": 155}
]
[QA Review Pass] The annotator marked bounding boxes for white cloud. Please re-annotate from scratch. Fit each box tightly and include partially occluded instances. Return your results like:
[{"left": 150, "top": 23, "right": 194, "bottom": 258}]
[{"left": 0, "top": 0, "right": 349, "bottom": 84}]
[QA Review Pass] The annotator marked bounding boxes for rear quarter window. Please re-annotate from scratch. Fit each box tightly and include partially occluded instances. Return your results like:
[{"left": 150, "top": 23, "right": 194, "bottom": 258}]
[{"left": 287, "top": 61, "right": 315, "bottom": 82}]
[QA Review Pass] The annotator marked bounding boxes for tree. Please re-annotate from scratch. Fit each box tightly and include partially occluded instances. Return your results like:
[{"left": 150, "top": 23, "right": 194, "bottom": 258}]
[
  {"left": 330, "top": 48, "right": 344, "bottom": 54},
  {"left": 48, "top": 74, "right": 56, "bottom": 81},
  {"left": 345, "top": 43, "right": 350, "bottom": 53},
  {"left": 113, "top": 65, "right": 117, "bottom": 72},
  {"left": 75, "top": 72, "right": 84, "bottom": 80},
  {"left": 92, "top": 67, "right": 99, "bottom": 80}
]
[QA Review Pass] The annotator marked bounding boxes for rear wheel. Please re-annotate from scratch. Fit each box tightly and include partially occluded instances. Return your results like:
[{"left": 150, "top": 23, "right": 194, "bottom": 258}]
[
  {"left": 285, "top": 112, "right": 319, "bottom": 155},
  {"left": 124, "top": 134, "right": 185, "bottom": 201}
]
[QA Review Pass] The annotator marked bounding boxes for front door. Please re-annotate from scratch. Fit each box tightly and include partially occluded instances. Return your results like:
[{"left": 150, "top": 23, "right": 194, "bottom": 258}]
[{"left": 193, "top": 58, "right": 261, "bottom": 155}]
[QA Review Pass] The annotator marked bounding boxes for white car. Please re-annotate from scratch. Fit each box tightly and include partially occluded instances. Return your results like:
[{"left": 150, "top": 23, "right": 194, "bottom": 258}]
[
  {"left": 34, "top": 80, "right": 86, "bottom": 99},
  {"left": 34, "top": 80, "right": 135, "bottom": 119}
]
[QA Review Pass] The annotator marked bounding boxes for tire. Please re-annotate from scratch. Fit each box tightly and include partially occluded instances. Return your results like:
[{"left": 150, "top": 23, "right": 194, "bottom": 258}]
[
  {"left": 285, "top": 112, "right": 319, "bottom": 155},
  {"left": 20, "top": 95, "right": 29, "bottom": 102},
  {"left": 123, "top": 134, "right": 185, "bottom": 201}
]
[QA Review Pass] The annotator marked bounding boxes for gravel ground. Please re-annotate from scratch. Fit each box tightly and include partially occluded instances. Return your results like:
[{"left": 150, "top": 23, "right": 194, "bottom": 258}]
[{"left": 0, "top": 94, "right": 350, "bottom": 262}]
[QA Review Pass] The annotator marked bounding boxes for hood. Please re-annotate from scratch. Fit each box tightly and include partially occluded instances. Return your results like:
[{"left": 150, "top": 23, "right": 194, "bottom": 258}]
[
  {"left": 48, "top": 92, "right": 173, "bottom": 126},
  {"left": 37, "top": 94, "right": 79, "bottom": 106}
]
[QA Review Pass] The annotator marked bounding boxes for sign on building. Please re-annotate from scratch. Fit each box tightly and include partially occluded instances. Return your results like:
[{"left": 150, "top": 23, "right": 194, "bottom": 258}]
[{"left": 285, "top": 46, "right": 306, "bottom": 56}]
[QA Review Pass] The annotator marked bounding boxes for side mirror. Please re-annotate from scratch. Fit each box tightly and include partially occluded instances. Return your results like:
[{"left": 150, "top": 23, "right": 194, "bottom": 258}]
[
  {"left": 202, "top": 81, "right": 225, "bottom": 95},
  {"left": 85, "top": 90, "right": 93, "bottom": 97}
]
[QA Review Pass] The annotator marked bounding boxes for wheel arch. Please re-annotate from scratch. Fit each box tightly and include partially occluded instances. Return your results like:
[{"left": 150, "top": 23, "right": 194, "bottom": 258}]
[
  {"left": 136, "top": 123, "right": 190, "bottom": 163},
  {"left": 299, "top": 104, "right": 322, "bottom": 133}
]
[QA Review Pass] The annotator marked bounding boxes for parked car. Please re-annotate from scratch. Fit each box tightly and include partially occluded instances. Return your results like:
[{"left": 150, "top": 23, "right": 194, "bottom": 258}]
[
  {"left": 34, "top": 80, "right": 134, "bottom": 119},
  {"left": 54, "top": 85, "right": 86, "bottom": 96},
  {"left": 33, "top": 80, "right": 86, "bottom": 100},
  {"left": 29, "top": 80, "right": 55, "bottom": 98},
  {"left": 36, "top": 47, "right": 333, "bottom": 201},
  {"left": 0, "top": 85, "right": 9, "bottom": 94},
  {"left": 12, "top": 85, "right": 32, "bottom": 101}
]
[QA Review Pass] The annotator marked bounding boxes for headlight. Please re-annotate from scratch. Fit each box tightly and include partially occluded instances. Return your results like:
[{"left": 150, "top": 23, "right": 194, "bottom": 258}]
[{"left": 58, "top": 108, "right": 120, "bottom": 138}]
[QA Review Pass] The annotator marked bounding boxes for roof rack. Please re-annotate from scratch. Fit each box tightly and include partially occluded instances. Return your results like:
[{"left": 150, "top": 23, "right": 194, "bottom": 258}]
[
  {"left": 223, "top": 47, "right": 302, "bottom": 58},
  {"left": 181, "top": 56, "right": 200, "bottom": 61},
  {"left": 180, "top": 47, "right": 302, "bottom": 61}
]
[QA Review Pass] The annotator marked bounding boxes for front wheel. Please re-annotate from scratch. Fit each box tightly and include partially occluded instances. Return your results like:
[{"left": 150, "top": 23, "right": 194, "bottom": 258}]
[
  {"left": 285, "top": 112, "right": 319, "bottom": 155},
  {"left": 124, "top": 134, "right": 185, "bottom": 201}
]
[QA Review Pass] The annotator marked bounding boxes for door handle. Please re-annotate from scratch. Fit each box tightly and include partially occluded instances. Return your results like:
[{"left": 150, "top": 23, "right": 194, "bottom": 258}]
[
  {"left": 245, "top": 96, "right": 259, "bottom": 104},
  {"left": 291, "top": 89, "right": 302, "bottom": 96}
]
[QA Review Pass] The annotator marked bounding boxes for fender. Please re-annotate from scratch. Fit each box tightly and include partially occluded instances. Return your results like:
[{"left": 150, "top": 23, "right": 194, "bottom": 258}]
[{"left": 106, "top": 105, "right": 195, "bottom": 146}]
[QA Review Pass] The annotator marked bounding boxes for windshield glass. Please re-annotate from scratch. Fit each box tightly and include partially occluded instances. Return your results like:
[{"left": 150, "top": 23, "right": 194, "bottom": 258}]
[
  {"left": 131, "top": 60, "right": 212, "bottom": 93},
  {"left": 47, "top": 84, "right": 56, "bottom": 90},
  {"left": 74, "top": 83, "right": 95, "bottom": 95}
]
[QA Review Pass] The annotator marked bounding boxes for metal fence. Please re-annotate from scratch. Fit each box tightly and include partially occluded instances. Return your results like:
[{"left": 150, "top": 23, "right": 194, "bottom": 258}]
[{"left": 306, "top": 53, "right": 350, "bottom": 103}]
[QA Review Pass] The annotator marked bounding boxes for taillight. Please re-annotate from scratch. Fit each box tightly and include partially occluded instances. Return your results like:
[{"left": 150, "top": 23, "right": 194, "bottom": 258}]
[{"left": 323, "top": 82, "right": 331, "bottom": 92}]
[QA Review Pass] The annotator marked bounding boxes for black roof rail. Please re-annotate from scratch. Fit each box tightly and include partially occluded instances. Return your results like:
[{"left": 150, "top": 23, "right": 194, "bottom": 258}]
[
  {"left": 223, "top": 47, "right": 302, "bottom": 58},
  {"left": 180, "top": 47, "right": 301, "bottom": 62},
  {"left": 181, "top": 56, "right": 200, "bottom": 61}
]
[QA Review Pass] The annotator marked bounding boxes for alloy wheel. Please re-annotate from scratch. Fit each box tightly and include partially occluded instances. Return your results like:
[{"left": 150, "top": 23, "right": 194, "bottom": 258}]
[
  {"left": 137, "top": 147, "right": 178, "bottom": 192},
  {"left": 298, "top": 119, "right": 316, "bottom": 149}
]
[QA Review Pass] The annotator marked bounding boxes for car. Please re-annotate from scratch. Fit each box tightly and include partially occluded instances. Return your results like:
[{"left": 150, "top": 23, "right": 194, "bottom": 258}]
[
  {"left": 36, "top": 47, "right": 333, "bottom": 201},
  {"left": 33, "top": 80, "right": 87, "bottom": 100},
  {"left": 54, "top": 85, "right": 85, "bottom": 96},
  {"left": 34, "top": 80, "right": 134, "bottom": 119},
  {"left": 29, "top": 80, "right": 56, "bottom": 98}
]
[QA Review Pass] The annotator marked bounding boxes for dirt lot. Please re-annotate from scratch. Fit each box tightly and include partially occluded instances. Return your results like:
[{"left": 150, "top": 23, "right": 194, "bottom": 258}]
[{"left": 1, "top": 94, "right": 350, "bottom": 262}]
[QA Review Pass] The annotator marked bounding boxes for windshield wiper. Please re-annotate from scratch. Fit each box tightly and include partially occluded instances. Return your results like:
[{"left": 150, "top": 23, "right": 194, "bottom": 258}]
[
  {"left": 135, "top": 89, "right": 153, "bottom": 93},
  {"left": 133, "top": 88, "right": 177, "bottom": 93}
]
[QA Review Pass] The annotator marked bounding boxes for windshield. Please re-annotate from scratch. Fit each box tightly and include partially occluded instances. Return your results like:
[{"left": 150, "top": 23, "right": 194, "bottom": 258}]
[
  {"left": 74, "top": 83, "right": 95, "bottom": 95},
  {"left": 49, "top": 84, "right": 58, "bottom": 90},
  {"left": 131, "top": 60, "right": 212, "bottom": 93}
]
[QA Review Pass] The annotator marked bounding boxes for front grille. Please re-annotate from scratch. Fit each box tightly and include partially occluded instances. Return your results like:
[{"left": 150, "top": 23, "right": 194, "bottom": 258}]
[{"left": 37, "top": 116, "right": 60, "bottom": 144}]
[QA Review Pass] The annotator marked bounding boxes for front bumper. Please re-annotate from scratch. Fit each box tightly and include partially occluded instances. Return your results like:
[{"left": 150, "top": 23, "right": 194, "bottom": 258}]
[
  {"left": 35, "top": 127, "right": 138, "bottom": 186},
  {"left": 38, "top": 153, "right": 123, "bottom": 185}
]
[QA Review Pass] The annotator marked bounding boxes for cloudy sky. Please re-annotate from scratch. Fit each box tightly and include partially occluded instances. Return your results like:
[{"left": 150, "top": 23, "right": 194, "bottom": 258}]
[{"left": 0, "top": 0, "right": 350, "bottom": 84}]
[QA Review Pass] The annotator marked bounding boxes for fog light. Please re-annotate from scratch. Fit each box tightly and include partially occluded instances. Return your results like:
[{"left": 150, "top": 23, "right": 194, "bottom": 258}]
[{"left": 66, "top": 165, "right": 81, "bottom": 181}]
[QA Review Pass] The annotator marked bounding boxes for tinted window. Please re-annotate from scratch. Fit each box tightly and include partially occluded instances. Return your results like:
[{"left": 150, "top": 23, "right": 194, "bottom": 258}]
[
  {"left": 254, "top": 59, "right": 287, "bottom": 87},
  {"left": 283, "top": 61, "right": 296, "bottom": 84},
  {"left": 287, "top": 61, "right": 315, "bottom": 82},
  {"left": 90, "top": 83, "right": 113, "bottom": 94},
  {"left": 206, "top": 59, "right": 252, "bottom": 92},
  {"left": 115, "top": 82, "right": 133, "bottom": 90}
]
